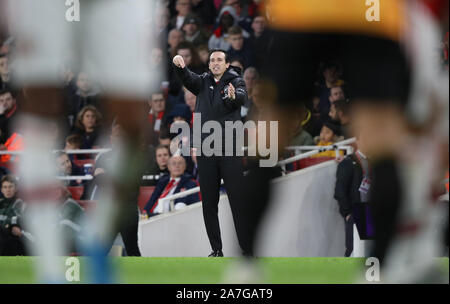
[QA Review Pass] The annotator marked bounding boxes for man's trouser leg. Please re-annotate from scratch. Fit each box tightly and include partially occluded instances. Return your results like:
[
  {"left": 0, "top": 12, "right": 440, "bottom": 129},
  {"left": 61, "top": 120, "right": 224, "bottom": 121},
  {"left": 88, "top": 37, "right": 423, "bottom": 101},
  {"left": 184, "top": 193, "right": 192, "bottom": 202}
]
[
  {"left": 219, "top": 156, "right": 247, "bottom": 255},
  {"left": 344, "top": 215, "right": 354, "bottom": 257},
  {"left": 197, "top": 156, "right": 222, "bottom": 252}
]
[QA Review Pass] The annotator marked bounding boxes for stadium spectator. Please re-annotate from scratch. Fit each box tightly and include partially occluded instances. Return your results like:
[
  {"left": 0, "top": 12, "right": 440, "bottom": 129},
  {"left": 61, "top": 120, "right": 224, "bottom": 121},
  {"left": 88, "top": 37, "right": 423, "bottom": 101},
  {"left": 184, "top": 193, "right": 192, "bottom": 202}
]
[
  {"left": 197, "top": 44, "right": 210, "bottom": 67},
  {"left": 230, "top": 57, "right": 244, "bottom": 74},
  {"left": 184, "top": 87, "right": 197, "bottom": 112},
  {"left": 63, "top": 134, "right": 83, "bottom": 162},
  {"left": 334, "top": 136, "right": 372, "bottom": 257},
  {"left": 240, "top": 67, "right": 258, "bottom": 119},
  {"left": 312, "top": 121, "right": 344, "bottom": 158},
  {"left": 141, "top": 145, "right": 171, "bottom": 187},
  {"left": 209, "top": 6, "right": 248, "bottom": 51},
  {"left": 167, "top": 29, "right": 185, "bottom": 59},
  {"left": 333, "top": 99, "right": 352, "bottom": 139},
  {"left": 148, "top": 92, "right": 169, "bottom": 147},
  {"left": 329, "top": 86, "right": 345, "bottom": 105},
  {"left": 249, "top": 14, "right": 271, "bottom": 70},
  {"left": 144, "top": 155, "right": 200, "bottom": 216},
  {"left": 66, "top": 72, "right": 101, "bottom": 130},
  {"left": 181, "top": 14, "right": 210, "bottom": 47},
  {"left": 171, "top": 0, "right": 192, "bottom": 30},
  {"left": 158, "top": 127, "right": 172, "bottom": 147},
  {"left": 56, "top": 151, "right": 85, "bottom": 187},
  {"left": 71, "top": 105, "right": 103, "bottom": 151},
  {"left": 315, "top": 61, "right": 345, "bottom": 120},
  {"left": 191, "top": 0, "right": 217, "bottom": 28},
  {"left": 226, "top": 26, "right": 254, "bottom": 69},
  {"left": 0, "top": 87, "right": 18, "bottom": 144},
  {"left": 169, "top": 41, "right": 207, "bottom": 100},
  {"left": 222, "top": 0, "right": 253, "bottom": 33},
  {"left": 153, "top": 5, "right": 172, "bottom": 49},
  {"left": 0, "top": 53, "right": 10, "bottom": 90},
  {"left": 0, "top": 175, "right": 26, "bottom": 256}
]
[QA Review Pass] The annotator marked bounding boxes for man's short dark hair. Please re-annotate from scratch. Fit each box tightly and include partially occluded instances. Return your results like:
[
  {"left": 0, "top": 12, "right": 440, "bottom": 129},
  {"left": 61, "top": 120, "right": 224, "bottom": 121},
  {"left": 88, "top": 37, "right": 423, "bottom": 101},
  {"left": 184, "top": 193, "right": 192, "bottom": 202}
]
[
  {"left": 0, "top": 86, "right": 14, "bottom": 97},
  {"left": 208, "top": 49, "right": 230, "bottom": 65},
  {"left": 159, "top": 127, "right": 171, "bottom": 140},
  {"left": 1, "top": 174, "right": 18, "bottom": 187},
  {"left": 155, "top": 144, "right": 170, "bottom": 155},
  {"left": 333, "top": 99, "right": 350, "bottom": 116},
  {"left": 227, "top": 25, "right": 243, "bottom": 36}
]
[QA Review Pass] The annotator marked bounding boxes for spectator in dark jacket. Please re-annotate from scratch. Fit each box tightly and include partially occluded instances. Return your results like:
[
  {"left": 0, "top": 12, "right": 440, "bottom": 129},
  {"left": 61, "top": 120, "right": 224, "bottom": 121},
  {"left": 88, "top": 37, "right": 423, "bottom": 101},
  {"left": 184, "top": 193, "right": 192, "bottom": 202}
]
[
  {"left": 144, "top": 155, "right": 200, "bottom": 216},
  {"left": 66, "top": 72, "right": 101, "bottom": 130},
  {"left": 0, "top": 87, "right": 18, "bottom": 144},
  {"left": 226, "top": 26, "right": 254, "bottom": 69},
  {"left": 56, "top": 152, "right": 86, "bottom": 187},
  {"left": 71, "top": 105, "right": 103, "bottom": 151},
  {"left": 334, "top": 137, "right": 371, "bottom": 257},
  {"left": 181, "top": 14, "right": 210, "bottom": 47},
  {"left": 0, "top": 175, "right": 26, "bottom": 256}
]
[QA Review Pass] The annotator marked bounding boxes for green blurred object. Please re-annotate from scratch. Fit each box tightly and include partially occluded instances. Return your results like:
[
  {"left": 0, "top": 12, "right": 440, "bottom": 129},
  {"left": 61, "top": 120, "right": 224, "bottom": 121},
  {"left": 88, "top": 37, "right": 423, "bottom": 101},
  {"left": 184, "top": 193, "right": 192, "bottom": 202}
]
[{"left": 0, "top": 257, "right": 448, "bottom": 284}]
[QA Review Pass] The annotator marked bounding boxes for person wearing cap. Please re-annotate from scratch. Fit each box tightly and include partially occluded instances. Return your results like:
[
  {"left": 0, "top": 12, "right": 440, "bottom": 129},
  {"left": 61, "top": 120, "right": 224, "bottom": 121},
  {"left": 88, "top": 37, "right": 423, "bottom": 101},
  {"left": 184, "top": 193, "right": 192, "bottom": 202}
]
[{"left": 181, "top": 14, "right": 210, "bottom": 47}]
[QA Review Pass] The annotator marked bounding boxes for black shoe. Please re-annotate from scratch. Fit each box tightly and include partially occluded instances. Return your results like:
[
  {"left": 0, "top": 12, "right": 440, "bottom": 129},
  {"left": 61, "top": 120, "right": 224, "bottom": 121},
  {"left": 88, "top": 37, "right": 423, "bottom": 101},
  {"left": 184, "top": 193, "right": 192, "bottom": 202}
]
[{"left": 208, "top": 250, "right": 224, "bottom": 257}]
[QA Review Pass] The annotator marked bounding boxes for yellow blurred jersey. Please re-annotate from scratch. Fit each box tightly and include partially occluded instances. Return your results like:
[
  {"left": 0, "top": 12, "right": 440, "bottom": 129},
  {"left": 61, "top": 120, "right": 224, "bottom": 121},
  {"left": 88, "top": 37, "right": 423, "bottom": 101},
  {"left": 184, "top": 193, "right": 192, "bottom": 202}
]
[{"left": 266, "top": 0, "right": 407, "bottom": 41}]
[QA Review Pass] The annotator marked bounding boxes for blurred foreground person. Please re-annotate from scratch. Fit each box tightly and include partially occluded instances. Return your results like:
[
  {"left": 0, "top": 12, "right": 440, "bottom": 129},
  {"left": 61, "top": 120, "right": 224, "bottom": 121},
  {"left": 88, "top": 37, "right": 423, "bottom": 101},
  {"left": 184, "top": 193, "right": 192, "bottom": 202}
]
[
  {"left": 240, "top": 0, "right": 448, "bottom": 283},
  {"left": 6, "top": 0, "right": 159, "bottom": 283}
]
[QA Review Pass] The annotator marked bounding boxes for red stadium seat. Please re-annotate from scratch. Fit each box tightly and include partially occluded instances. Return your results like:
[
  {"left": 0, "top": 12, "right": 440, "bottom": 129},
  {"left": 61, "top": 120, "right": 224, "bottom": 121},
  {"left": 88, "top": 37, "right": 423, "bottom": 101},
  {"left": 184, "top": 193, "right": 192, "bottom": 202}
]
[
  {"left": 138, "top": 186, "right": 156, "bottom": 211},
  {"left": 68, "top": 186, "right": 84, "bottom": 200},
  {"left": 294, "top": 157, "right": 335, "bottom": 170}
]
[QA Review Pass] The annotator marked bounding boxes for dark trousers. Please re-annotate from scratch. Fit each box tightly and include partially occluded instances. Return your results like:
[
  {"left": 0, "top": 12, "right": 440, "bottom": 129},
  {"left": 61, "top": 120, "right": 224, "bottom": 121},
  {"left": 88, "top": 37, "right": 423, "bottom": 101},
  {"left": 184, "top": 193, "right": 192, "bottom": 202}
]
[
  {"left": 197, "top": 155, "right": 246, "bottom": 253},
  {"left": 344, "top": 215, "right": 354, "bottom": 257},
  {"left": 0, "top": 228, "right": 26, "bottom": 256}
]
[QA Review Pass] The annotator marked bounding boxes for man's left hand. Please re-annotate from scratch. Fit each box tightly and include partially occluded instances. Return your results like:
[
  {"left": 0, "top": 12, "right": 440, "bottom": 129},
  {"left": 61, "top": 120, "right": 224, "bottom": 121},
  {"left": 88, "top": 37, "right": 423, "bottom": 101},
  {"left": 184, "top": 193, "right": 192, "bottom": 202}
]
[{"left": 228, "top": 83, "right": 235, "bottom": 100}]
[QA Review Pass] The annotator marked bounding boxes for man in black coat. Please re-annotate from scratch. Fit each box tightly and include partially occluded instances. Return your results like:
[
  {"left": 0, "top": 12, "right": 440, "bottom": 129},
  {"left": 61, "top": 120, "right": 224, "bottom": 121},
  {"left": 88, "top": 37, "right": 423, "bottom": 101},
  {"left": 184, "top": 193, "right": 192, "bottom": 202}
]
[
  {"left": 172, "top": 49, "right": 248, "bottom": 257},
  {"left": 334, "top": 142, "right": 371, "bottom": 257}
]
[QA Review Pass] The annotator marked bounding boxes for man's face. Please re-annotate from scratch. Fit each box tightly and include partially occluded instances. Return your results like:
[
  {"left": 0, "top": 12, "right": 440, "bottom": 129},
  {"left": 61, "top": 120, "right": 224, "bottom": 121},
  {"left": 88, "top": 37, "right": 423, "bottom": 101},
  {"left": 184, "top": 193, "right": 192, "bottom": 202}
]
[
  {"left": 57, "top": 154, "right": 72, "bottom": 175},
  {"left": 209, "top": 51, "right": 230, "bottom": 78},
  {"left": 176, "top": 0, "right": 191, "bottom": 16},
  {"left": 328, "top": 103, "right": 339, "bottom": 122},
  {"left": 168, "top": 30, "right": 184, "bottom": 49},
  {"left": 323, "top": 67, "right": 339, "bottom": 84},
  {"left": 0, "top": 56, "right": 9, "bottom": 80},
  {"left": 1, "top": 181, "right": 16, "bottom": 199},
  {"left": 0, "top": 92, "right": 14, "bottom": 111},
  {"left": 329, "top": 87, "right": 345, "bottom": 103},
  {"left": 168, "top": 156, "right": 186, "bottom": 178},
  {"left": 183, "top": 23, "right": 198, "bottom": 36},
  {"left": 76, "top": 73, "right": 90, "bottom": 93},
  {"left": 244, "top": 69, "right": 258, "bottom": 91},
  {"left": 156, "top": 147, "right": 170, "bottom": 169},
  {"left": 184, "top": 90, "right": 196, "bottom": 112},
  {"left": 177, "top": 48, "right": 193, "bottom": 66},
  {"left": 151, "top": 93, "right": 166, "bottom": 113},
  {"left": 251, "top": 16, "right": 265, "bottom": 36},
  {"left": 229, "top": 34, "right": 244, "bottom": 51}
]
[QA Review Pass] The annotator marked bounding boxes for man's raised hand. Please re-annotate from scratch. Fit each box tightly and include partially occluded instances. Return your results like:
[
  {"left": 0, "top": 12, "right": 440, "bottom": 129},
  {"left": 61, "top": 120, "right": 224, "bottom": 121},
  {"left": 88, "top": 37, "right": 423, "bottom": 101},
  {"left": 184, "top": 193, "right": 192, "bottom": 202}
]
[{"left": 173, "top": 55, "right": 186, "bottom": 68}]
